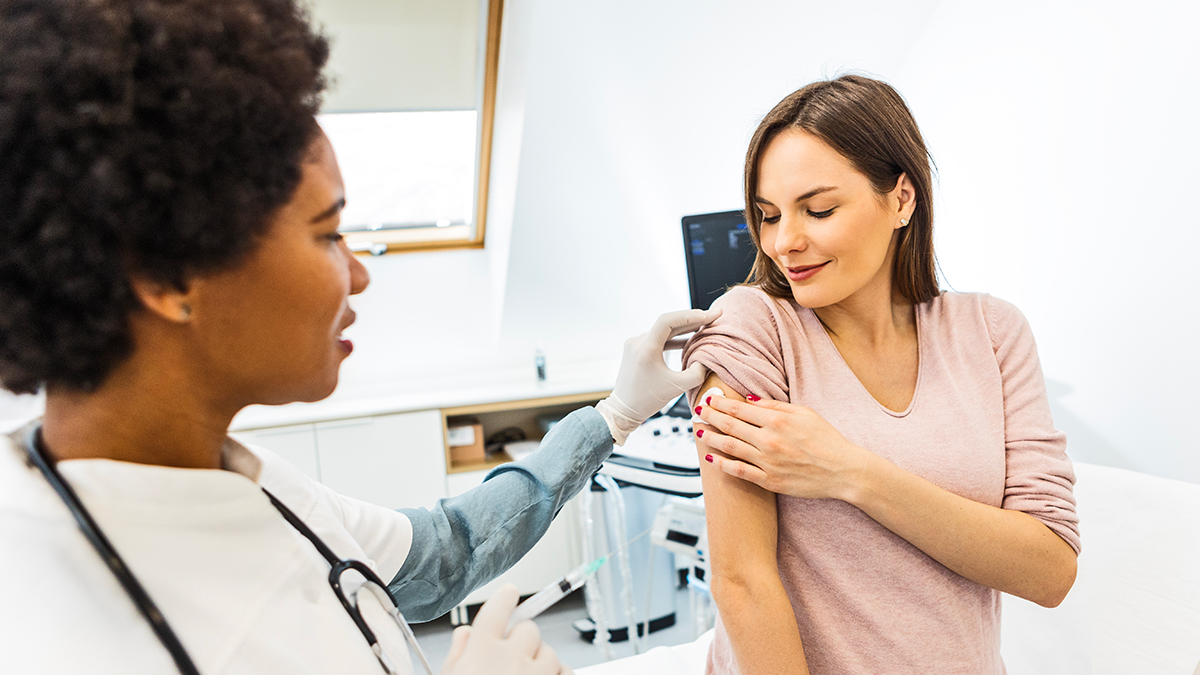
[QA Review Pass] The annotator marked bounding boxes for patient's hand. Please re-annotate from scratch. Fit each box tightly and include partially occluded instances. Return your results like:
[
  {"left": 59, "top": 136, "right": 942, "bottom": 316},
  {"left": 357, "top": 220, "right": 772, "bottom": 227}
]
[{"left": 694, "top": 393, "right": 872, "bottom": 501}]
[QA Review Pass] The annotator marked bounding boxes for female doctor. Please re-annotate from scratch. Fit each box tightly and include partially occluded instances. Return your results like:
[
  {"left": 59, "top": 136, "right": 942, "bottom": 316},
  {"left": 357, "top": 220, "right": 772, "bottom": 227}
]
[{"left": 0, "top": 1, "right": 715, "bottom": 673}]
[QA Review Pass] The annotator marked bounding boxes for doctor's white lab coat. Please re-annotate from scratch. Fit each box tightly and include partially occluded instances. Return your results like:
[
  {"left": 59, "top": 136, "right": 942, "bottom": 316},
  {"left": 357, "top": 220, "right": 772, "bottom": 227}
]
[
  {"left": 0, "top": 425, "right": 418, "bottom": 675},
  {"left": 0, "top": 407, "right": 616, "bottom": 674}
]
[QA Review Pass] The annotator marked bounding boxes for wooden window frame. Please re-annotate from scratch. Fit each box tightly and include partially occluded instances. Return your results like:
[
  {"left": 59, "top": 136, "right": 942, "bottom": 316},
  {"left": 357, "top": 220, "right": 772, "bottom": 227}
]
[{"left": 342, "top": 0, "right": 503, "bottom": 255}]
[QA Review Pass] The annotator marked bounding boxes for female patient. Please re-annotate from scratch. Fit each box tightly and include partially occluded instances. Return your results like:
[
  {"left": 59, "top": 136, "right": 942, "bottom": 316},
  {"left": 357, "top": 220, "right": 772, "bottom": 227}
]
[{"left": 685, "top": 75, "right": 1080, "bottom": 674}]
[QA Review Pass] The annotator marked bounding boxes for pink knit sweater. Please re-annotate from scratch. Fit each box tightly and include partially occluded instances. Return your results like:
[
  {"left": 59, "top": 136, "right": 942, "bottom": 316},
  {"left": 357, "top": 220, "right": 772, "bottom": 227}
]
[{"left": 683, "top": 286, "right": 1080, "bottom": 675}]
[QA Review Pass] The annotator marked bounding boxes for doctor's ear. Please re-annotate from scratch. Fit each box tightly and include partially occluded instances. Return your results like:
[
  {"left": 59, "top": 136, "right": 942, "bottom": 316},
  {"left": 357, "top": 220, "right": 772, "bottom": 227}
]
[
  {"left": 129, "top": 276, "right": 196, "bottom": 324},
  {"left": 891, "top": 173, "right": 917, "bottom": 228}
]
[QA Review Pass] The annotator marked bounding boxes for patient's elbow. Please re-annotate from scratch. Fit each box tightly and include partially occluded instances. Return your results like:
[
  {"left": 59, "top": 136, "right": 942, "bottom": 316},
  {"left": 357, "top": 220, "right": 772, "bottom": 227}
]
[
  {"left": 1032, "top": 553, "right": 1078, "bottom": 608},
  {"left": 709, "top": 576, "right": 748, "bottom": 612},
  {"left": 709, "top": 565, "right": 776, "bottom": 608},
  {"left": 1035, "top": 585, "right": 1070, "bottom": 609}
]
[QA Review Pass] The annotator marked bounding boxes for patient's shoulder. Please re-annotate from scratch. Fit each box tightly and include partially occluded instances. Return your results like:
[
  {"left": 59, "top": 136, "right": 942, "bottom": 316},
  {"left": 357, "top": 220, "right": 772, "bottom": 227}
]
[
  {"left": 926, "top": 291, "right": 1032, "bottom": 350},
  {"left": 701, "top": 285, "right": 796, "bottom": 339},
  {"left": 709, "top": 284, "right": 782, "bottom": 319},
  {"left": 685, "top": 286, "right": 794, "bottom": 402}
]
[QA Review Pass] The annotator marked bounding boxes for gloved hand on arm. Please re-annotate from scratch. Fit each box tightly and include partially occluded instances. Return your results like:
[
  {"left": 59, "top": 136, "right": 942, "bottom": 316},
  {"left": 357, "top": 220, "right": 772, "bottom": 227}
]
[
  {"left": 595, "top": 307, "right": 722, "bottom": 445},
  {"left": 440, "top": 584, "right": 571, "bottom": 675}
]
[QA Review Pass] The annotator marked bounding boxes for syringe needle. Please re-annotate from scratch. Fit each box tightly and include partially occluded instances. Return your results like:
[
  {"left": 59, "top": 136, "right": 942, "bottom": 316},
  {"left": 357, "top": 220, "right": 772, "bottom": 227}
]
[{"left": 504, "top": 526, "right": 655, "bottom": 633}]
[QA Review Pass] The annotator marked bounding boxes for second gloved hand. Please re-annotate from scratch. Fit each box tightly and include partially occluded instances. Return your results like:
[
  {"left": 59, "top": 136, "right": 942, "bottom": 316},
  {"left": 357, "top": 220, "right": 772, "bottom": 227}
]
[
  {"left": 596, "top": 307, "right": 721, "bottom": 445},
  {"left": 440, "top": 584, "right": 571, "bottom": 675}
]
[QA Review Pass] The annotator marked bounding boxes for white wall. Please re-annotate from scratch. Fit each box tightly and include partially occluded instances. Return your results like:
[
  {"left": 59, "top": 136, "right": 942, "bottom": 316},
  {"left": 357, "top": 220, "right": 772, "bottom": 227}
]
[
  {"left": 4, "top": 0, "right": 1197, "bottom": 483},
  {"left": 899, "top": 2, "right": 1200, "bottom": 481},
  {"left": 482, "top": 0, "right": 1200, "bottom": 483}
]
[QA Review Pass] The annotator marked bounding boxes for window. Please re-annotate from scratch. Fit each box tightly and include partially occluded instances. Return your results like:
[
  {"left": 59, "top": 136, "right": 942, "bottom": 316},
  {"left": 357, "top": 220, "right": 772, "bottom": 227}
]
[{"left": 309, "top": 0, "right": 503, "bottom": 253}]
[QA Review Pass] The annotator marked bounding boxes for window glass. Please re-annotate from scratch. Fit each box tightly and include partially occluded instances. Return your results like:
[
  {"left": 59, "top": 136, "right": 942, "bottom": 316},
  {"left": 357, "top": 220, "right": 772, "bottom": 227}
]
[
  {"left": 319, "top": 111, "right": 477, "bottom": 234},
  {"left": 307, "top": 0, "right": 496, "bottom": 252}
]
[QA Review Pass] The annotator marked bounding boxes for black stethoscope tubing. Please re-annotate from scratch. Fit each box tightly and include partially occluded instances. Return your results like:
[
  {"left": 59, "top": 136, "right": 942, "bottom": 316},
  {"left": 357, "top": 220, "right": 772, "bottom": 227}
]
[
  {"left": 22, "top": 425, "right": 413, "bottom": 675},
  {"left": 24, "top": 426, "right": 202, "bottom": 675}
]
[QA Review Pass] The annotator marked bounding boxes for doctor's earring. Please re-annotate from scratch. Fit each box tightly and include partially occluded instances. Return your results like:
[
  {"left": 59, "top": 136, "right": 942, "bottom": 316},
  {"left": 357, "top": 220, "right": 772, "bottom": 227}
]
[
  {"left": 900, "top": 218, "right": 909, "bottom": 227},
  {"left": 179, "top": 303, "right": 192, "bottom": 321}
]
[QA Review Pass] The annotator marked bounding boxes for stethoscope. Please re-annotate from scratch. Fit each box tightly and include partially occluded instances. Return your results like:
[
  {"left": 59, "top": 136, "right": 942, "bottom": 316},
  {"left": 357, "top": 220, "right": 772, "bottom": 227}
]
[{"left": 22, "top": 425, "right": 435, "bottom": 675}]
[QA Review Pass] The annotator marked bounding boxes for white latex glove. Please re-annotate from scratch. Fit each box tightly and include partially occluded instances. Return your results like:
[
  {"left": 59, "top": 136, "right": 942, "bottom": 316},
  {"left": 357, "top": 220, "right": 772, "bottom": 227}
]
[
  {"left": 595, "top": 307, "right": 722, "bottom": 445},
  {"left": 440, "top": 584, "right": 571, "bottom": 675}
]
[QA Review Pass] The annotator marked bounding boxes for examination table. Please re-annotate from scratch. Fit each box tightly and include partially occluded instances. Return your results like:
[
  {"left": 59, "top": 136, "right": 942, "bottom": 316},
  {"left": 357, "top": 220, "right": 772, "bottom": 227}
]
[{"left": 578, "top": 462, "right": 1200, "bottom": 675}]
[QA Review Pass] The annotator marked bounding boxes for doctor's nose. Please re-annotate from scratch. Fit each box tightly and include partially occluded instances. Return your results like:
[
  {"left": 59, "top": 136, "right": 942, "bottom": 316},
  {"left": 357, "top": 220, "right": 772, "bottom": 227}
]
[{"left": 347, "top": 245, "right": 371, "bottom": 295}]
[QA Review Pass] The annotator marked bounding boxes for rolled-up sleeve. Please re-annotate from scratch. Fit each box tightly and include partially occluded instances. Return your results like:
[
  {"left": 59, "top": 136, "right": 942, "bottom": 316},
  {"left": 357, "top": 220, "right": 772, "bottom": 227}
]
[
  {"left": 987, "top": 296, "right": 1081, "bottom": 554},
  {"left": 387, "top": 406, "right": 613, "bottom": 621},
  {"left": 682, "top": 286, "right": 790, "bottom": 406}
]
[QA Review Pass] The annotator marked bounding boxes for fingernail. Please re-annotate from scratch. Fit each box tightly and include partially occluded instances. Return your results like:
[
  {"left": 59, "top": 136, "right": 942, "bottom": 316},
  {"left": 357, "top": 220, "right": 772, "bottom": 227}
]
[
  {"left": 705, "top": 454, "right": 713, "bottom": 463},
  {"left": 696, "top": 429, "right": 704, "bottom": 438},
  {"left": 694, "top": 406, "right": 702, "bottom": 415},
  {"left": 705, "top": 396, "right": 711, "bottom": 405},
  {"left": 747, "top": 394, "right": 761, "bottom": 402}
]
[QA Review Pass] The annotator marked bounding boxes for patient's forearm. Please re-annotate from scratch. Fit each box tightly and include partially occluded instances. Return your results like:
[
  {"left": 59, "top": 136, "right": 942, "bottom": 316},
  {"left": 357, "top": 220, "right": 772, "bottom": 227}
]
[
  {"left": 712, "top": 574, "right": 809, "bottom": 675},
  {"left": 849, "top": 452, "right": 1077, "bottom": 607}
]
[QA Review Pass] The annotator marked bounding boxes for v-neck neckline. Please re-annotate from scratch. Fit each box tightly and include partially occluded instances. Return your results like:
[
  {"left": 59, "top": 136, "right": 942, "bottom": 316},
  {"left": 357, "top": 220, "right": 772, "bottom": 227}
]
[{"left": 798, "top": 303, "right": 924, "bottom": 418}]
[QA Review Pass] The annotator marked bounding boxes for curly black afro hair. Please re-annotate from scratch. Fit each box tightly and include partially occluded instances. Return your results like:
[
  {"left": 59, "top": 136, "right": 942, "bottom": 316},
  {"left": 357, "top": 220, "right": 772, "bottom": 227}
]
[{"left": 0, "top": 0, "right": 329, "bottom": 394}]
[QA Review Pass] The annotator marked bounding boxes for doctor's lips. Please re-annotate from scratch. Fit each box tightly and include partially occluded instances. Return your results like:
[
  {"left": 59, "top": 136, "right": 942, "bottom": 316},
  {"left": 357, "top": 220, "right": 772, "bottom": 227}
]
[
  {"left": 784, "top": 261, "right": 829, "bottom": 282},
  {"left": 337, "top": 311, "right": 356, "bottom": 354}
]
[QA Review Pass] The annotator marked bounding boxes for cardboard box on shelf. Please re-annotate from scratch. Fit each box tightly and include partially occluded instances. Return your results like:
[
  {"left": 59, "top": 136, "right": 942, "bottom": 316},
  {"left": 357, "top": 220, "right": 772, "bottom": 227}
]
[{"left": 447, "top": 419, "right": 485, "bottom": 465}]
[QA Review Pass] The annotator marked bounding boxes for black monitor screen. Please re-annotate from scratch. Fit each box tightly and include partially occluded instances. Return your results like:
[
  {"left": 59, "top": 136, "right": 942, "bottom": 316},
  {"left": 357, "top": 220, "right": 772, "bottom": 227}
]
[{"left": 682, "top": 210, "right": 757, "bottom": 310}]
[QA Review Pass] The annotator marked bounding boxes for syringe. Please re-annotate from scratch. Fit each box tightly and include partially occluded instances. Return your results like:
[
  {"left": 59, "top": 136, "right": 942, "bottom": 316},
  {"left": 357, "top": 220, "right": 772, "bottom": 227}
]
[
  {"left": 505, "top": 526, "right": 652, "bottom": 634},
  {"left": 505, "top": 557, "right": 607, "bottom": 633}
]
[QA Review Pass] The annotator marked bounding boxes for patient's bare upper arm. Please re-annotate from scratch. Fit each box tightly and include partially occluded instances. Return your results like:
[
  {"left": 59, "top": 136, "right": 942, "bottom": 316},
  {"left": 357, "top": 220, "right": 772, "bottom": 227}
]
[{"left": 696, "top": 372, "right": 780, "bottom": 585}]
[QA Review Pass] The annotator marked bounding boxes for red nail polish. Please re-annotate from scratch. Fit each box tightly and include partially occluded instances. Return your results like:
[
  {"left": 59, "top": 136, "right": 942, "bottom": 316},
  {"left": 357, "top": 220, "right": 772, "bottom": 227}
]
[
  {"left": 705, "top": 396, "right": 711, "bottom": 405},
  {"left": 705, "top": 454, "right": 713, "bottom": 463},
  {"left": 694, "top": 406, "right": 702, "bottom": 415},
  {"left": 747, "top": 394, "right": 761, "bottom": 402},
  {"left": 696, "top": 429, "right": 704, "bottom": 438}
]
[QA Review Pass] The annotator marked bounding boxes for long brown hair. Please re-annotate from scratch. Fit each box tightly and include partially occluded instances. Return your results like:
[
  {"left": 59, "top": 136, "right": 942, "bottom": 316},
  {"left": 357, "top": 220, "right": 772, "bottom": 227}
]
[{"left": 743, "top": 74, "right": 938, "bottom": 304}]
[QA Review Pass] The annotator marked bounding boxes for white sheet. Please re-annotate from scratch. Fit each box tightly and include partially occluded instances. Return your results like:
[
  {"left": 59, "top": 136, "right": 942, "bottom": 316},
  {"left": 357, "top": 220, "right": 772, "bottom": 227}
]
[
  {"left": 577, "top": 630, "right": 713, "bottom": 675},
  {"left": 1001, "top": 462, "right": 1200, "bottom": 674},
  {"left": 580, "top": 463, "right": 1200, "bottom": 675}
]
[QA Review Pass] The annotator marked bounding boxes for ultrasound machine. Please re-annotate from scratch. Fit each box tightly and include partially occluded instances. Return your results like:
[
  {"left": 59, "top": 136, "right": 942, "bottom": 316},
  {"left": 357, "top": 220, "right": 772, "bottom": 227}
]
[
  {"left": 598, "top": 210, "right": 756, "bottom": 497},
  {"left": 575, "top": 211, "right": 756, "bottom": 648}
]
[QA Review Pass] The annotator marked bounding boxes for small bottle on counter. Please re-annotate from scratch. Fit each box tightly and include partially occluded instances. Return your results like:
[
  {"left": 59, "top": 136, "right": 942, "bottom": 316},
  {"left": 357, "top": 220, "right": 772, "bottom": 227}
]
[{"left": 534, "top": 344, "right": 547, "bottom": 382}]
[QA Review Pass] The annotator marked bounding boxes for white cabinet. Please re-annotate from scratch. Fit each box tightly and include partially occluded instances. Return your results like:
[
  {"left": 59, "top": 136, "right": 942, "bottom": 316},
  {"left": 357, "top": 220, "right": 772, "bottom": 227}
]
[
  {"left": 235, "top": 391, "right": 608, "bottom": 617},
  {"left": 315, "top": 411, "right": 446, "bottom": 510},
  {"left": 232, "top": 410, "right": 447, "bottom": 511},
  {"left": 231, "top": 424, "right": 320, "bottom": 482}
]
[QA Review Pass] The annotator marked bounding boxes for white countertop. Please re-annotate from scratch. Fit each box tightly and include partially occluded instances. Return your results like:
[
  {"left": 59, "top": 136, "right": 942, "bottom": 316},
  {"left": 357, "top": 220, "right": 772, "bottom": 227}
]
[
  {"left": 0, "top": 359, "right": 619, "bottom": 433},
  {"left": 230, "top": 359, "right": 618, "bottom": 430},
  {"left": 231, "top": 358, "right": 617, "bottom": 429}
]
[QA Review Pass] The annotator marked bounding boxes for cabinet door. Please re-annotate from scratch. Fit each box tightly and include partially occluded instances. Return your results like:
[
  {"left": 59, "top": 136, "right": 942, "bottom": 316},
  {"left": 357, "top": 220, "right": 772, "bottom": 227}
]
[
  {"left": 448, "top": 469, "right": 582, "bottom": 605},
  {"left": 315, "top": 411, "right": 446, "bottom": 510},
  {"left": 231, "top": 424, "right": 320, "bottom": 482}
]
